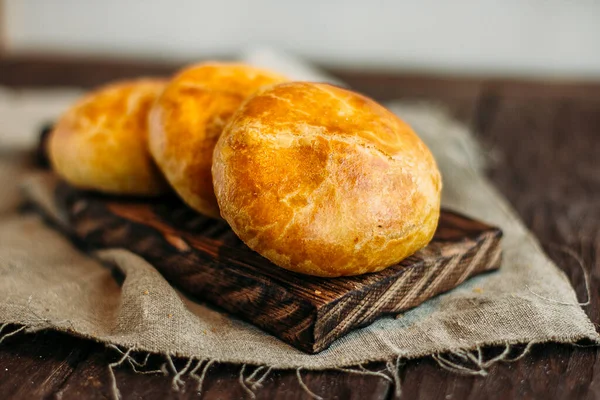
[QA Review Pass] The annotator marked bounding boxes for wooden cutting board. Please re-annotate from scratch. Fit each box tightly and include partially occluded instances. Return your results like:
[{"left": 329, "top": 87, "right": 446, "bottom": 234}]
[{"left": 42, "top": 180, "right": 502, "bottom": 354}]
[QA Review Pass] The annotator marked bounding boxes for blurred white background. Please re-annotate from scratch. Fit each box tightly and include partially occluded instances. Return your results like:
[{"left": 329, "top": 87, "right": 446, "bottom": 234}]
[{"left": 3, "top": 0, "right": 600, "bottom": 79}]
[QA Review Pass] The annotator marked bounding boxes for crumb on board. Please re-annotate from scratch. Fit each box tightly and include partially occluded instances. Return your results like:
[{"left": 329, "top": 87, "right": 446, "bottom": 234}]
[
  {"left": 143, "top": 290, "right": 149, "bottom": 295},
  {"left": 473, "top": 287, "right": 483, "bottom": 294},
  {"left": 395, "top": 313, "right": 404, "bottom": 319},
  {"left": 167, "top": 313, "right": 173, "bottom": 318}
]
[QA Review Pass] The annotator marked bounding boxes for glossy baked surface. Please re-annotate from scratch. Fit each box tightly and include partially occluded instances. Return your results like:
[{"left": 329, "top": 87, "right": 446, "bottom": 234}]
[
  {"left": 49, "top": 79, "right": 168, "bottom": 195},
  {"left": 148, "top": 62, "right": 288, "bottom": 218},
  {"left": 213, "top": 82, "right": 442, "bottom": 276}
]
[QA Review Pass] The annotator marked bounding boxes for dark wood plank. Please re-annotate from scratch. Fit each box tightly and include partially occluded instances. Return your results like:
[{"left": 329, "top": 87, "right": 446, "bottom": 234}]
[
  {"left": 399, "top": 344, "right": 598, "bottom": 400},
  {"left": 0, "top": 327, "right": 92, "bottom": 398},
  {"left": 473, "top": 91, "right": 600, "bottom": 325},
  {"left": 0, "top": 55, "right": 181, "bottom": 89},
  {"left": 25, "top": 177, "right": 501, "bottom": 354}
]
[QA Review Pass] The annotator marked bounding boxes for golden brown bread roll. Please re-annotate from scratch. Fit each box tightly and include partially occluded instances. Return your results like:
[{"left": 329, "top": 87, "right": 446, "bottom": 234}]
[
  {"left": 148, "top": 62, "right": 288, "bottom": 218},
  {"left": 49, "top": 79, "right": 168, "bottom": 195},
  {"left": 212, "top": 82, "right": 442, "bottom": 277}
]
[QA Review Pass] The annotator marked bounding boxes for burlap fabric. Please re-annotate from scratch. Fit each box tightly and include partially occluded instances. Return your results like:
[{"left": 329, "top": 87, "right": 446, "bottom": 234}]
[{"left": 0, "top": 62, "right": 597, "bottom": 370}]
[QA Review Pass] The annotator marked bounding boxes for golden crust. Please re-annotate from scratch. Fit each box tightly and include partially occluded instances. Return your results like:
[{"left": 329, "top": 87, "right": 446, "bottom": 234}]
[
  {"left": 213, "top": 82, "right": 442, "bottom": 277},
  {"left": 48, "top": 78, "right": 168, "bottom": 195},
  {"left": 148, "top": 62, "right": 288, "bottom": 218}
]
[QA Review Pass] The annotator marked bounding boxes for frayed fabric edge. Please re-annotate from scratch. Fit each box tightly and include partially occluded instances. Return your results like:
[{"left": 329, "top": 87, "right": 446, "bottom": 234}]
[
  {"left": 2, "top": 318, "right": 597, "bottom": 367},
  {"left": 1, "top": 324, "right": 598, "bottom": 400},
  {"left": 100, "top": 341, "right": 542, "bottom": 399}
]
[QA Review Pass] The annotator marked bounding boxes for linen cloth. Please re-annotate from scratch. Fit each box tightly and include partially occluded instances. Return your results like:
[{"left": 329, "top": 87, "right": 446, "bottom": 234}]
[{"left": 0, "top": 52, "right": 597, "bottom": 369}]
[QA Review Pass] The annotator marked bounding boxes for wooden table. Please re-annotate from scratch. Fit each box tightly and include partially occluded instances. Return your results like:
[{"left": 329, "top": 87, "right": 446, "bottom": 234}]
[{"left": 1, "top": 57, "right": 599, "bottom": 399}]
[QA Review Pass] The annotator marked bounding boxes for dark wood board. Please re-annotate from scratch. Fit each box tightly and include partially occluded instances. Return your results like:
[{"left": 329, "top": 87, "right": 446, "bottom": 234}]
[
  {"left": 0, "top": 57, "right": 598, "bottom": 399},
  {"left": 46, "top": 179, "right": 501, "bottom": 354}
]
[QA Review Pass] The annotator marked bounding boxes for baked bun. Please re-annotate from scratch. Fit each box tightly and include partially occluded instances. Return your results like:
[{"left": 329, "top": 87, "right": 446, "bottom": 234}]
[
  {"left": 49, "top": 79, "right": 168, "bottom": 195},
  {"left": 148, "top": 62, "right": 288, "bottom": 218},
  {"left": 212, "top": 82, "right": 442, "bottom": 277}
]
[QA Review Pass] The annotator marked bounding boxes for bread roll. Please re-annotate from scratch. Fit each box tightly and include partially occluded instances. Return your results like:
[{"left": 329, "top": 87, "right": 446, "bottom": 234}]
[
  {"left": 148, "top": 62, "right": 288, "bottom": 218},
  {"left": 49, "top": 79, "right": 168, "bottom": 195},
  {"left": 212, "top": 82, "right": 442, "bottom": 277}
]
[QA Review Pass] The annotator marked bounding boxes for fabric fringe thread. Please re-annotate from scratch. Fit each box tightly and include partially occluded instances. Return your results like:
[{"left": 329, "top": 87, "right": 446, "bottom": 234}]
[
  {"left": 432, "top": 342, "right": 536, "bottom": 377},
  {"left": 296, "top": 368, "right": 323, "bottom": 400},
  {"left": 525, "top": 244, "right": 591, "bottom": 307},
  {"left": 190, "top": 359, "right": 215, "bottom": 396},
  {"left": 238, "top": 364, "right": 274, "bottom": 399},
  {"left": 107, "top": 347, "right": 134, "bottom": 400},
  {"left": 0, "top": 323, "right": 26, "bottom": 344},
  {"left": 385, "top": 355, "right": 403, "bottom": 398}
]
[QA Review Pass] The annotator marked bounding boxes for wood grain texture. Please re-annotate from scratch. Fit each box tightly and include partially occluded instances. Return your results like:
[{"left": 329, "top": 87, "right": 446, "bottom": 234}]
[
  {"left": 48, "top": 180, "right": 501, "bottom": 353},
  {"left": 0, "top": 58, "right": 598, "bottom": 399},
  {"left": 0, "top": 327, "right": 92, "bottom": 398}
]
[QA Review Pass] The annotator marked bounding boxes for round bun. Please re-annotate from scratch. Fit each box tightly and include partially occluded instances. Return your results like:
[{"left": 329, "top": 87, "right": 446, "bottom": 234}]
[
  {"left": 148, "top": 62, "right": 288, "bottom": 218},
  {"left": 49, "top": 79, "right": 168, "bottom": 195},
  {"left": 212, "top": 82, "right": 442, "bottom": 277}
]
